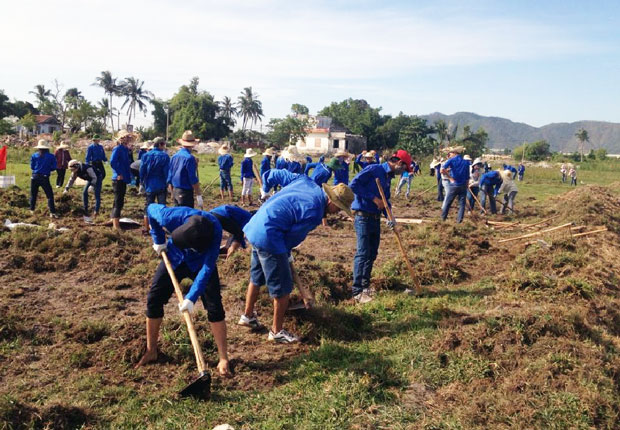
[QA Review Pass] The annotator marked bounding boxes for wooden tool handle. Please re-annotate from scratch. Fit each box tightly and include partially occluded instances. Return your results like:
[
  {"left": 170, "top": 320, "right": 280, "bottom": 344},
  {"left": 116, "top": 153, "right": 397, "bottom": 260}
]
[
  {"left": 468, "top": 185, "right": 487, "bottom": 214},
  {"left": 252, "top": 165, "right": 263, "bottom": 189},
  {"left": 161, "top": 251, "right": 207, "bottom": 374},
  {"left": 290, "top": 261, "right": 315, "bottom": 308}
]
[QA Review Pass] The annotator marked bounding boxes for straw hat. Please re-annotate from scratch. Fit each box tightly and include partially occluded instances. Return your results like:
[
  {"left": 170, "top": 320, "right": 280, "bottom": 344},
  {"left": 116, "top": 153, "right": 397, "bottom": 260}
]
[
  {"left": 57, "top": 142, "right": 69, "bottom": 149},
  {"left": 334, "top": 150, "right": 349, "bottom": 158},
  {"left": 140, "top": 142, "right": 151, "bottom": 150},
  {"left": 450, "top": 146, "right": 465, "bottom": 154},
  {"left": 35, "top": 139, "right": 50, "bottom": 150},
  {"left": 282, "top": 145, "right": 303, "bottom": 162},
  {"left": 365, "top": 150, "right": 376, "bottom": 159},
  {"left": 263, "top": 148, "right": 275, "bottom": 156},
  {"left": 500, "top": 169, "right": 513, "bottom": 181},
  {"left": 115, "top": 129, "right": 137, "bottom": 142},
  {"left": 152, "top": 137, "right": 165, "bottom": 146},
  {"left": 463, "top": 154, "right": 472, "bottom": 161},
  {"left": 244, "top": 148, "right": 258, "bottom": 158},
  {"left": 472, "top": 157, "right": 483, "bottom": 166},
  {"left": 68, "top": 159, "right": 80, "bottom": 169},
  {"left": 218, "top": 143, "right": 230, "bottom": 155},
  {"left": 322, "top": 183, "right": 354, "bottom": 217},
  {"left": 178, "top": 130, "right": 200, "bottom": 147}
]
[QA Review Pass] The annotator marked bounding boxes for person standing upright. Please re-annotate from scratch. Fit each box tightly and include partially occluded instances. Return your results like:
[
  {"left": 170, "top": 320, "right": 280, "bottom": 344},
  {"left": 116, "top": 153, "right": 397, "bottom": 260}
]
[
  {"left": 85, "top": 134, "right": 107, "bottom": 216},
  {"left": 333, "top": 150, "right": 351, "bottom": 186},
  {"left": 517, "top": 163, "right": 525, "bottom": 181},
  {"left": 260, "top": 148, "right": 274, "bottom": 178},
  {"left": 140, "top": 137, "right": 170, "bottom": 231},
  {"left": 168, "top": 131, "right": 203, "bottom": 209},
  {"left": 569, "top": 167, "right": 577, "bottom": 186},
  {"left": 30, "top": 139, "right": 58, "bottom": 218},
  {"left": 54, "top": 142, "right": 71, "bottom": 188},
  {"left": 240, "top": 148, "right": 257, "bottom": 206},
  {"left": 218, "top": 143, "right": 234, "bottom": 201},
  {"left": 110, "top": 130, "right": 134, "bottom": 231},
  {"left": 440, "top": 147, "right": 471, "bottom": 223}
]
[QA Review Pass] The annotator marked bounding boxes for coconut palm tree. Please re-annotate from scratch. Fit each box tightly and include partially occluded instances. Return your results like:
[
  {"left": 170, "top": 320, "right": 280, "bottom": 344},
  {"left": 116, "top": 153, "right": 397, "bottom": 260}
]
[
  {"left": 237, "top": 87, "right": 263, "bottom": 130},
  {"left": 93, "top": 71, "right": 123, "bottom": 131},
  {"left": 64, "top": 88, "right": 83, "bottom": 109},
  {"left": 219, "top": 96, "right": 237, "bottom": 122},
  {"left": 29, "top": 84, "right": 51, "bottom": 107},
  {"left": 575, "top": 128, "right": 589, "bottom": 162},
  {"left": 434, "top": 119, "right": 448, "bottom": 154},
  {"left": 120, "top": 77, "right": 153, "bottom": 126},
  {"left": 97, "top": 98, "right": 110, "bottom": 130}
]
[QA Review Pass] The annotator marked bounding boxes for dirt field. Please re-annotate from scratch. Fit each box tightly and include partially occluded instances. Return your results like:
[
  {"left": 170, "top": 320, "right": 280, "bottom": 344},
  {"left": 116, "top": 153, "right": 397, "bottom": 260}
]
[{"left": 1, "top": 180, "right": 619, "bottom": 429}]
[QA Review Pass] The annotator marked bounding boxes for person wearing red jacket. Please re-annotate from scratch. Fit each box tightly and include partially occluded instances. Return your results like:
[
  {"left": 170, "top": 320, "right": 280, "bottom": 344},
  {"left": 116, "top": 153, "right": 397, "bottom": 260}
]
[{"left": 54, "top": 142, "right": 72, "bottom": 188}]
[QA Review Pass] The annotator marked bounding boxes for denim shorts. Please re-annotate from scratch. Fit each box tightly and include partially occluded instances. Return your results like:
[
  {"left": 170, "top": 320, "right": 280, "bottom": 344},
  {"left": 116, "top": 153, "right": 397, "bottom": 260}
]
[
  {"left": 249, "top": 247, "right": 293, "bottom": 298},
  {"left": 219, "top": 170, "right": 233, "bottom": 190}
]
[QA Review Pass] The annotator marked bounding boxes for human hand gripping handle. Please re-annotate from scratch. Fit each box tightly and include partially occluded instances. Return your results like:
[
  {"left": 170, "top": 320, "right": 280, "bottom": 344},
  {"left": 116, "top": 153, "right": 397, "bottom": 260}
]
[
  {"left": 179, "top": 298, "right": 194, "bottom": 314},
  {"left": 196, "top": 195, "right": 204, "bottom": 209},
  {"left": 152, "top": 243, "right": 167, "bottom": 255}
]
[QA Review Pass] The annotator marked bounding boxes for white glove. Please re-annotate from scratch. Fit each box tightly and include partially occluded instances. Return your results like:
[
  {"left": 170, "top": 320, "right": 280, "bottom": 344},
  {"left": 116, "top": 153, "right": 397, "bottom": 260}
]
[
  {"left": 152, "top": 243, "right": 167, "bottom": 255},
  {"left": 178, "top": 298, "right": 194, "bottom": 314},
  {"left": 260, "top": 189, "right": 269, "bottom": 200},
  {"left": 288, "top": 254, "right": 294, "bottom": 263},
  {"left": 386, "top": 220, "right": 396, "bottom": 230},
  {"left": 63, "top": 189, "right": 68, "bottom": 194},
  {"left": 196, "top": 195, "right": 204, "bottom": 209}
]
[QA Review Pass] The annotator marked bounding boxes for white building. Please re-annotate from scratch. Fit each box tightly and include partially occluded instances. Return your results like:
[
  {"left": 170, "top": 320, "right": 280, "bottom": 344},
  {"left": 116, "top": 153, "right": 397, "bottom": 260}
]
[{"left": 295, "top": 116, "right": 366, "bottom": 155}]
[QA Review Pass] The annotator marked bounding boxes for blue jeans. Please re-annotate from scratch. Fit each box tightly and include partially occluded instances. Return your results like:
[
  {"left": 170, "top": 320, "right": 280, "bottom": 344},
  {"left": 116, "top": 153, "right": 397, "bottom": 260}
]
[
  {"left": 82, "top": 180, "right": 101, "bottom": 215},
  {"left": 436, "top": 176, "right": 444, "bottom": 201},
  {"left": 30, "top": 174, "right": 56, "bottom": 214},
  {"left": 501, "top": 191, "right": 518, "bottom": 214},
  {"left": 249, "top": 247, "right": 293, "bottom": 298},
  {"left": 467, "top": 186, "right": 479, "bottom": 210},
  {"left": 396, "top": 175, "right": 412, "bottom": 196},
  {"left": 352, "top": 215, "right": 381, "bottom": 297},
  {"left": 479, "top": 185, "right": 497, "bottom": 214},
  {"left": 441, "top": 183, "right": 467, "bottom": 223},
  {"left": 220, "top": 170, "right": 233, "bottom": 191}
]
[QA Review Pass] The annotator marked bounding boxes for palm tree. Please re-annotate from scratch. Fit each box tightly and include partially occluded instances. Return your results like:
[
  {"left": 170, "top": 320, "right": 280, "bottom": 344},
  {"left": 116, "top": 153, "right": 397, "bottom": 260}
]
[
  {"left": 120, "top": 77, "right": 153, "bottom": 126},
  {"left": 97, "top": 98, "right": 110, "bottom": 130},
  {"left": 237, "top": 87, "right": 263, "bottom": 130},
  {"left": 219, "top": 96, "right": 238, "bottom": 123},
  {"left": 93, "top": 71, "right": 123, "bottom": 131},
  {"left": 29, "top": 84, "right": 51, "bottom": 106},
  {"left": 64, "top": 88, "right": 83, "bottom": 109},
  {"left": 575, "top": 128, "right": 589, "bottom": 162},
  {"left": 434, "top": 119, "right": 448, "bottom": 153}
]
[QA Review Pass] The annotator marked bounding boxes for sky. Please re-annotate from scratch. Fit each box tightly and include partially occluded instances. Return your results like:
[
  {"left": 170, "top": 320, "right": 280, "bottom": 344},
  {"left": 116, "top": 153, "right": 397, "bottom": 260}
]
[{"left": 1, "top": 0, "right": 619, "bottom": 129}]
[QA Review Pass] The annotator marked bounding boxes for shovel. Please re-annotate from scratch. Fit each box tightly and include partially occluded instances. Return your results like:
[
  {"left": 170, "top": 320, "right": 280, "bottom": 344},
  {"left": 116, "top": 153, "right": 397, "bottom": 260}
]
[{"left": 161, "top": 251, "right": 211, "bottom": 400}]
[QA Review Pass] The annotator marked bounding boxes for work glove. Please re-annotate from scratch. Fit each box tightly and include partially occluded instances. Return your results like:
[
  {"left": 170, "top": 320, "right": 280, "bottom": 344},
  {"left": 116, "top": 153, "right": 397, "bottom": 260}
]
[
  {"left": 260, "top": 189, "right": 269, "bottom": 201},
  {"left": 196, "top": 195, "right": 204, "bottom": 209},
  {"left": 386, "top": 220, "right": 396, "bottom": 230},
  {"left": 152, "top": 243, "right": 167, "bottom": 255},
  {"left": 178, "top": 298, "right": 194, "bottom": 314},
  {"left": 288, "top": 253, "right": 294, "bottom": 263},
  {"left": 62, "top": 189, "right": 68, "bottom": 194}
]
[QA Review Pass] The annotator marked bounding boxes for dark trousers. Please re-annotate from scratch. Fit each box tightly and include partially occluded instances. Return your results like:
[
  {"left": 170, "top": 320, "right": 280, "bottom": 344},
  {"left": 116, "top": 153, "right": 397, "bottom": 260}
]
[
  {"left": 480, "top": 185, "right": 497, "bottom": 214},
  {"left": 436, "top": 176, "right": 444, "bottom": 201},
  {"left": 30, "top": 174, "right": 56, "bottom": 213},
  {"left": 467, "top": 186, "right": 480, "bottom": 210},
  {"left": 56, "top": 169, "right": 66, "bottom": 187},
  {"left": 111, "top": 180, "right": 126, "bottom": 218},
  {"left": 173, "top": 187, "right": 194, "bottom": 208},
  {"left": 146, "top": 261, "right": 225, "bottom": 322},
  {"left": 145, "top": 189, "right": 167, "bottom": 213},
  {"left": 352, "top": 215, "right": 381, "bottom": 297}
]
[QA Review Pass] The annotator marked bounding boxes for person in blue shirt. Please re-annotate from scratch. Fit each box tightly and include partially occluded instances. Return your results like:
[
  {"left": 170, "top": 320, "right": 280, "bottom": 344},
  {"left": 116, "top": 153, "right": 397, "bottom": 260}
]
[
  {"left": 167, "top": 131, "right": 203, "bottom": 209},
  {"left": 517, "top": 163, "right": 525, "bottom": 181},
  {"left": 260, "top": 168, "right": 301, "bottom": 199},
  {"left": 355, "top": 150, "right": 379, "bottom": 169},
  {"left": 350, "top": 149, "right": 412, "bottom": 304},
  {"left": 285, "top": 148, "right": 303, "bottom": 174},
  {"left": 333, "top": 150, "right": 351, "bottom": 185},
  {"left": 210, "top": 204, "right": 255, "bottom": 259},
  {"left": 440, "top": 147, "right": 471, "bottom": 223},
  {"left": 431, "top": 158, "right": 444, "bottom": 201},
  {"left": 310, "top": 158, "right": 341, "bottom": 187},
  {"left": 239, "top": 178, "right": 354, "bottom": 343},
  {"left": 136, "top": 204, "right": 231, "bottom": 377},
  {"left": 503, "top": 163, "right": 518, "bottom": 178},
  {"left": 109, "top": 130, "right": 134, "bottom": 231},
  {"left": 240, "top": 148, "right": 257, "bottom": 206},
  {"left": 217, "top": 143, "right": 234, "bottom": 200},
  {"left": 140, "top": 137, "right": 170, "bottom": 231},
  {"left": 29, "top": 139, "right": 58, "bottom": 217},
  {"left": 275, "top": 152, "right": 288, "bottom": 170},
  {"left": 85, "top": 134, "right": 107, "bottom": 215},
  {"left": 63, "top": 160, "right": 99, "bottom": 221},
  {"left": 260, "top": 148, "right": 274, "bottom": 178},
  {"left": 479, "top": 170, "right": 503, "bottom": 214}
]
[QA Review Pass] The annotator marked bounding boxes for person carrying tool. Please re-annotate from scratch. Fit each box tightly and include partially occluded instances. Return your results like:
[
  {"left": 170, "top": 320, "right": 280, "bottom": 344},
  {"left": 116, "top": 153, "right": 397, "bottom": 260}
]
[
  {"left": 63, "top": 159, "right": 99, "bottom": 221},
  {"left": 110, "top": 130, "right": 134, "bottom": 231},
  {"left": 140, "top": 137, "right": 170, "bottom": 231},
  {"left": 54, "top": 142, "right": 71, "bottom": 188},
  {"left": 238, "top": 178, "right": 354, "bottom": 343},
  {"left": 29, "top": 139, "right": 58, "bottom": 218},
  {"left": 168, "top": 131, "right": 203, "bottom": 208},
  {"left": 560, "top": 164, "right": 567, "bottom": 183},
  {"left": 431, "top": 157, "right": 445, "bottom": 201},
  {"left": 333, "top": 150, "right": 351, "bottom": 185},
  {"left": 136, "top": 204, "right": 230, "bottom": 377},
  {"left": 479, "top": 170, "right": 503, "bottom": 214},
  {"left": 349, "top": 149, "right": 412, "bottom": 304},
  {"left": 240, "top": 148, "right": 257, "bottom": 206},
  {"left": 310, "top": 157, "right": 341, "bottom": 187},
  {"left": 210, "top": 204, "right": 255, "bottom": 259},
  {"left": 498, "top": 169, "right": 518, "bottom": 214},
  {"left": 259, "top": 168, "right": 301, "bottom": 199},
  {"left": 440, "top": 147, "right": 470, "bottom": 223},
  {"left": 217, "top": 143, "right": 234, "bottom": 200},
  {"left": 467, "top": 157, "right": 484, "bottom": 212},
  {"left": 569, "top": 167, "right": 577, "bottom": 186},
  {"left": 260, "top": 148, "right": 274, "bottom": 177},
  {"left": 85, "top": 134, "right": 107, "bottom": 213}
]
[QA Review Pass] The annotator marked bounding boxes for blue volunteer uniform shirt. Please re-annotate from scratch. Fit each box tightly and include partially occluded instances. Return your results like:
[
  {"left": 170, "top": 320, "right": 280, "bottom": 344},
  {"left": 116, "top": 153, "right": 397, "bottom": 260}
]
[
  {"left": 240, "top": 157, "right": 255, "bottom": 179},
  {"left": 30, "top": 151, "right": 57, "bottom": 175},
  {"left": 148, "top": 204, "right": 222, "bottom": 303},
  {"left": 442, "top": 155, "right": 471, "bottom": 186},
  {"left": 110, "top": 145, "right": 132, "bottom": 183},
  {"left": 244, "top": 175, "right": 326, "bottom": 255},
  {"left": 140, "top": 147, "right": 170, "bottom": 193},
  {"left": 304, "top": 162, "right": 318, "bottom": 175},
  {"left": 168, "top": 148, "right": 198, "bottom": 190},
  {"left": 503, "top": 164, "right": 518, "bottom": 177},
  {"left": 333, "top": 160, "right": 349, "bottom": 185},
  {"left": 85, "top": 143, "right": 107, "bottom": 163},
  {"left": 210, "top": 204, "right": 253, "bottom": 248},
  {"left": 479, "top": 171, "right": 503, "bottom": 196},
  {"left": 137, "top": 148, "right": 148, "bottom": 161},
  {"left": 310, "top": 162, "right": 333, "bottom": 186},
  {"left": 260, "top": 156, "right": 272, "bottom": 177},
  {"left": 275, "top": 156, "right": 288, "bottom": 170},
  {"left": 355, "top": 153, "right": 380, "bottom": 169},
  {"left": 350, "top": 162, "right": 393, "bottom": 215},
  {"left": 261, "top": 169, "right": 301, "bottom": 193},
  {"left": 218, "top": 154, "right": 234, "bottom": 171},
  {"left": 287, "top": 161, "right": 302, "bottom": 174},
  {"left": 518, "top": 165, "right": 525, "bottom": 174}
]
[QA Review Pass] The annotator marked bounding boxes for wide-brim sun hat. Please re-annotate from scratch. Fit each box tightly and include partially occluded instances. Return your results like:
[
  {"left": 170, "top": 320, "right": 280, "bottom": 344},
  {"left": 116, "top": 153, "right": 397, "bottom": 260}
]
[
  {"left": 334, "top": 150, "right": 349, "bottom": 158},
  {"left": 140, "top": 142, "right": 151, "bottom": 149},
  {"left": 263, "top": 148, "right": 275, "bottom": 156},
  {"left": 244, "top": 148, "right": 258, "bottom": 157},
  {"left": 365, "top": 150, "right": 376, "bottom": 159},
  {"left": 35, "top": 139, "right": 50, "bottom": 150},
  {"left": 218, "top": 144, "right": 230, "bottom": 154},
  {"left": 57, "top": 142, "right": 69, "bottom": 149},
  {"left": 472, "top": 157, "right": 483, "bottom": 166},
  {"left": 322, "top": 183, "right": 354, "bottom": 217},
  {"left": 463, "top": 154, "right": 472, "bottom": 161},
  {"left": 115, "top": 129, "right": 138, "bottom": 142},
  {"left": 450, "top": 146, "right": 465, "bottom": 154},
  {"left": 178, "top": 130, "right": 200, "bottom": 147}
]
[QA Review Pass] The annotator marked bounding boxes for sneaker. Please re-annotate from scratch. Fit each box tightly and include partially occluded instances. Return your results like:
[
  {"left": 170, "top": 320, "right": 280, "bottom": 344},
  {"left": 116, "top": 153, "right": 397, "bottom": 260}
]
[
  {"left": 50, "top": 213, "right": 59, "bottom": 219},
  {"left": 363, "top": 287, "right": 376, "bottom": 296},
  {"left": 268, "top": 329, "right": 299, "bottom": 343},
  {"left": 354, "top": 292, "right": 373, "bottom": 304},
  {"left": 238, "top": 313, "right": 261, "bottom": 329}
]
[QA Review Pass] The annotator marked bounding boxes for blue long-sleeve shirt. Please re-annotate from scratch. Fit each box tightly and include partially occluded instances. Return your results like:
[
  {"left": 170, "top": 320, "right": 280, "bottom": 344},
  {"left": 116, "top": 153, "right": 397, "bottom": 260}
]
[
  {"left": 503, "top": 164, "right": 518, "bottom": 177},
  {"left": 479, "top": 171, "right": 503, "bottom": 196},
  {"left": 518, "top": 165, "right": 525, "bottom": 174},
  {"left": 355, "top": 153, "right": 380, "bottom": 169},
  {"left": 287, "top": 161, "right": 302, "bottom": 174},
  {"left": 110, "top": 145, "right": 132, "bottom": 183},
  {"left": 140, "top": 147, "right": 170, "bottom": 193},
  {"left": 350, "top": 162, "right": 392, "bottom": 215},
  {"left": 260, "top": 156, "right": 272, "bottom": 177},
  {"left": 442, "top": 155, "right": 471, "bottom": 186},
  {"left": 30, "top": 151, "right": 57, "bottom": 176},
  {"left": 168, "top": 148, "right": 198, "bottom": 190},
  {"left": 333, "top": 161, "right": 349, "bottom": 185},
  {"left": 218, "top": 154, "right": 234, "bottom": 171},
  {"left": 244, "top": 175, "right": 326, "bottom": 254},
  {"left": 148, "top": 204, "right": 222, "bottom": 303},
  {"left": 261, "top": 169, "right": 300, "bottom": 193},
  {"left": 275, "top": 156, "right": 288, "bottom": 170},
  {"left": 310, "top": 162, "right": 333, "bottom": 186},
  {"left": 240, "top": 157, "right": 255, "bottom": 179},
  {"left": 85, "top": 143, "right": 107, "bottom": 163},
  {"left": 210, "top": 204, "right": 253, "bottom": 248},
  {"left": 304, "top": 162, "right": 319, "bottom": 175},
  {"left": 137, "top": 149, "right": 148, "bottom": 161}
]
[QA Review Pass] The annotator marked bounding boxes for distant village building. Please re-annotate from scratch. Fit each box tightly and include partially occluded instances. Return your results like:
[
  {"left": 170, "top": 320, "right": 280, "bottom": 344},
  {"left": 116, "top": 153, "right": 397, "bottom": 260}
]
[
  {"left": 34, "top": 115, "right": 61, "bottom": 134},
  {"left": 295, "top": 115, "right": 366, "bottom": 155}
]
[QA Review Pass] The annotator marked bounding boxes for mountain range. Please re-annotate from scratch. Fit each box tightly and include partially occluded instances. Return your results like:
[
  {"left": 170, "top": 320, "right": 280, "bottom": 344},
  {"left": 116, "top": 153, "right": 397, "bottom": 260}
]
[{"left": 420, "top": 112, "right": 620, "bottom": 154}]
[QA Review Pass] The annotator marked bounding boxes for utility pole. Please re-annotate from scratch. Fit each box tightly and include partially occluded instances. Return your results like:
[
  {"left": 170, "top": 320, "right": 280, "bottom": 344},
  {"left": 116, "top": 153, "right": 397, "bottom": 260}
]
[{"left": 165, "top": 103, "right": 169, "bottom": 141}]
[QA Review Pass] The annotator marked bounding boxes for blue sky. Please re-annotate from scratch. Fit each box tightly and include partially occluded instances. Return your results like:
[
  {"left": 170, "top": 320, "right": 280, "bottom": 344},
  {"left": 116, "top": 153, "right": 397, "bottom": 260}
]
[{"left": 1, "top": 0, "right": 619, "bottom": 128}]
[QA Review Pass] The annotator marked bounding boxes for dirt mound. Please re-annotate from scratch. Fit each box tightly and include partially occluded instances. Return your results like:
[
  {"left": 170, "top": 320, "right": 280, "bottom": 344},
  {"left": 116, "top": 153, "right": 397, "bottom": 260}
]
[
  {"left": 547, "top": 185, "right": 620, "bottom": 233},
  {"left": 0, "top": 397, "right": 95, "bottom": 430}
]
